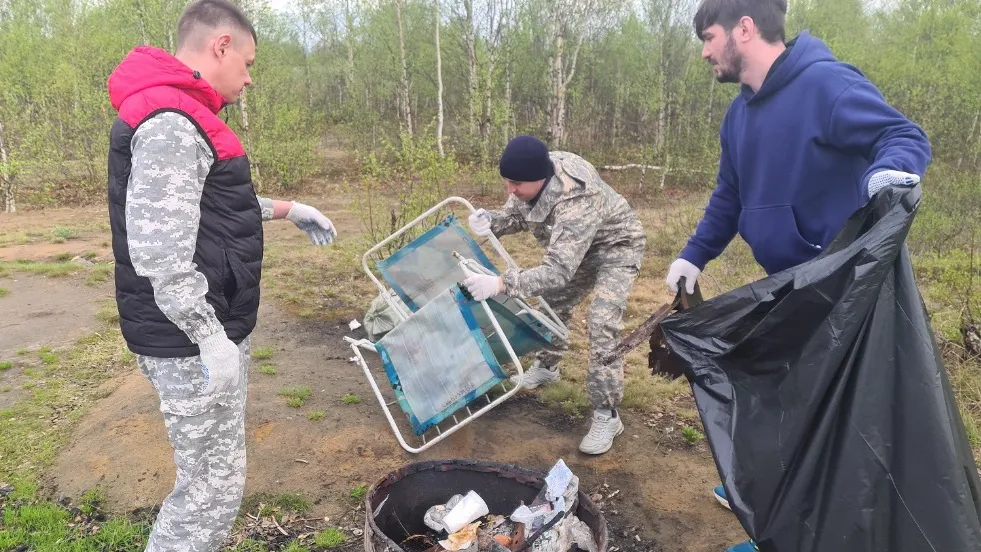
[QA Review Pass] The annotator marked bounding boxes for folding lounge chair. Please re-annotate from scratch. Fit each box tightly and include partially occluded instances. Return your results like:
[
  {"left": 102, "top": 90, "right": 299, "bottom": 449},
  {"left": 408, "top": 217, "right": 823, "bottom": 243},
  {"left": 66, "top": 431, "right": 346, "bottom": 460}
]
[{"left": 345, "top": 197, "right": 568, "bottom": 453}]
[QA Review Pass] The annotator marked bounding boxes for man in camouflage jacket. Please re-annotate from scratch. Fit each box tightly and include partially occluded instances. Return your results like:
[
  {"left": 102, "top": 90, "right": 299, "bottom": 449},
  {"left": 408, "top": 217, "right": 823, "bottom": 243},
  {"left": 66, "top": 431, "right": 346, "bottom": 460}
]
[
  {"left": 464, "top": 135, "right": 646, "bottom": 455},
  {"left": 106, "top": 1, "right": 336, "bottom": 550}
]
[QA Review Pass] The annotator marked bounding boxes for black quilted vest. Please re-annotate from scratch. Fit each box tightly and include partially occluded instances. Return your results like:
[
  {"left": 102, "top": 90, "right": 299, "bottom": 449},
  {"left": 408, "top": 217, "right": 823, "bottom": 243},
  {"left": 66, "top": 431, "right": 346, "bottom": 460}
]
[{"left": 107, "top": 47, "right": 263, "bottom": 358}]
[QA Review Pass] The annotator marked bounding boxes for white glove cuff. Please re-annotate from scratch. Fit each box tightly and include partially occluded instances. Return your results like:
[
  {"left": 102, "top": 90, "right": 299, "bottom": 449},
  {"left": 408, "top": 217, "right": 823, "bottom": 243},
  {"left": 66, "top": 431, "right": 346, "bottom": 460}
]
[{"left": 198, "top": 332, "right": 233, "bottom": 355}]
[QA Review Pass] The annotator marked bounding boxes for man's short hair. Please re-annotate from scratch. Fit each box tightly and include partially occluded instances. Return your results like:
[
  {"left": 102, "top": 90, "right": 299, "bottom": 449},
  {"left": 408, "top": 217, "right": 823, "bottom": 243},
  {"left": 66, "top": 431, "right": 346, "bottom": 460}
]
[
  {"left": 693, "top": 0, "right": 788, "bottom": 44},
  {"left": 177, "top": 0, "right": 258, "bottom": 51}
]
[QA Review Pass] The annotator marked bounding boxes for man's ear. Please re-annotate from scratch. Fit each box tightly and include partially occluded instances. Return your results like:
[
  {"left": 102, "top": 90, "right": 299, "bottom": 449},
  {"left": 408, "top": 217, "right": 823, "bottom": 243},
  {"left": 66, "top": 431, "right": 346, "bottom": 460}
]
[
  {"left": 213, "top": 33, "right": 233, "bottom": 58},
  {"left": 735, "top": 16, "right": 756, "bottom": 42}
]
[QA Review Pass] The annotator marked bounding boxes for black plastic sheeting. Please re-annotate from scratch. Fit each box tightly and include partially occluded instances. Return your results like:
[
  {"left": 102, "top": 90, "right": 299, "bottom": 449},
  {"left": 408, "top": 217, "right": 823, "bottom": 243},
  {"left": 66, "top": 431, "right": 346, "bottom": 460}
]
[{"left": 659, "top": 185, "right": 981, "bottom": 552}]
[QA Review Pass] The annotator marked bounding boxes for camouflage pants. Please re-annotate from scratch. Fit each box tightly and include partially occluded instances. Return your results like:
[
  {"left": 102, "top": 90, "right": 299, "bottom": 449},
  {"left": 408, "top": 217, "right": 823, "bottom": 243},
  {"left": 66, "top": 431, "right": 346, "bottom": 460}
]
[
  {"left": 138, "top": 336, "right": 251, "bottom": 552},
  {"left": 537, "top": 263, "right": 640, "bottom": 409}
]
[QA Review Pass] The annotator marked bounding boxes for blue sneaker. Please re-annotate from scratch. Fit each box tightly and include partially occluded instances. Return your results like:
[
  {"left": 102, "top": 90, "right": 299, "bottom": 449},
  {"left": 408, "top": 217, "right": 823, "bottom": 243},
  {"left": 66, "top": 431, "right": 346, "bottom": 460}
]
[
  {"left": 726, "top": 540, "right": 758, "bottom": 551},
  {"left": 713, "top": 485, "right": 732, "bottom": 510}
]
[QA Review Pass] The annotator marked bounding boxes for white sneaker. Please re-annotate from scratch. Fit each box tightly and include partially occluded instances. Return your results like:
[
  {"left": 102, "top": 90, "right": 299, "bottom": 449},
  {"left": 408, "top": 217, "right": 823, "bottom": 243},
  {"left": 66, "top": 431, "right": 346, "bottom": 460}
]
[
  {"left": 578, "top": 409, "right": 624, "bottom": 455},
  {"left": 510, "top": 361, "right": 560, "bottom": 390}
]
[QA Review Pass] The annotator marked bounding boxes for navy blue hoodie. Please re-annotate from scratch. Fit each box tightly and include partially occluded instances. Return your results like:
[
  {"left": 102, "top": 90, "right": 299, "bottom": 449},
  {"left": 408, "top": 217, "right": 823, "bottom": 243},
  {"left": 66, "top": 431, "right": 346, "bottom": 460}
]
[{"left": 679, "top": 31, "right": 931, "bottom": 275}]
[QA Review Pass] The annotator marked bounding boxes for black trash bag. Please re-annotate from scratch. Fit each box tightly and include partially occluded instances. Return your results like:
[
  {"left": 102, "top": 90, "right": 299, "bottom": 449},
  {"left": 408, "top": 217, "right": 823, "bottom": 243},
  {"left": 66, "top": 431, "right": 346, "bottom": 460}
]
[{"left": 659, "top": 185, "right": 981, "bottom": 552}]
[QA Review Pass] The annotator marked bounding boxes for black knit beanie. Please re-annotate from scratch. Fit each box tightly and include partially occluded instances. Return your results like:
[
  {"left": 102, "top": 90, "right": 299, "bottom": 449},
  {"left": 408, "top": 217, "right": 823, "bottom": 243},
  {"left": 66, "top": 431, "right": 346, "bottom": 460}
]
[{"left": 499, "top": 135, "right": 554, "bottom": 182}]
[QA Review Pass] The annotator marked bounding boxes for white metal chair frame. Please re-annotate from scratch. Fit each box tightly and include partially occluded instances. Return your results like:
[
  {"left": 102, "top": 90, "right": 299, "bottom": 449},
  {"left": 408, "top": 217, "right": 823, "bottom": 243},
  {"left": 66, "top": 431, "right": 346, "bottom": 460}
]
[{"left": 344, "top": 196, "right": 569, "bottom": 453}]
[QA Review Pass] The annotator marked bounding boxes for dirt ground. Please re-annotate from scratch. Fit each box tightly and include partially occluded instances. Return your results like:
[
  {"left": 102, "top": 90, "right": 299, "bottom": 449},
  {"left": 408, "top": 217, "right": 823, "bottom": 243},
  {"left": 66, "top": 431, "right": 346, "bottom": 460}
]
[
  {"left": 0, "top": 275, "right": 113, "bottom": 353},
  {"left": 0, "top": 203, "right": 748, "bottom": 551}
]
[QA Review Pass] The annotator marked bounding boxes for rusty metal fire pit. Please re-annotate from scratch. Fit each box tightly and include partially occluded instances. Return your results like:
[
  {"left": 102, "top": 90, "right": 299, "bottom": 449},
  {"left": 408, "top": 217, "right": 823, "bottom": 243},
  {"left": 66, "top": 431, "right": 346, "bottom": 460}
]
[{"left": 364, "top": 459, "right": 609, "bottom": 552}]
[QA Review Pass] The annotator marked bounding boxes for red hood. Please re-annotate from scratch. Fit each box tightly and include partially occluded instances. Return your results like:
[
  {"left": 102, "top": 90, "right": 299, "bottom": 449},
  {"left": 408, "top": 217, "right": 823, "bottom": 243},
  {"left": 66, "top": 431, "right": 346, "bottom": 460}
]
[{"left": 108, "top": 46, "right": 226, "bottom": 114}]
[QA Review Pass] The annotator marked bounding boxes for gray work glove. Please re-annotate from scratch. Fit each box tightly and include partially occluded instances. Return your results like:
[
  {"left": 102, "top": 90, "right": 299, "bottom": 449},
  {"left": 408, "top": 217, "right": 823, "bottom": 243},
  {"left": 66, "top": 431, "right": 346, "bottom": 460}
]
[
  {"left": 198, "top": 332, "right": 241, "bottom": 395},
  {"left": 286, "top": 201, "right": 337, "bottom": 245},
  {"left": 867, "top": 170, "right": 920, "bottom": 198}
]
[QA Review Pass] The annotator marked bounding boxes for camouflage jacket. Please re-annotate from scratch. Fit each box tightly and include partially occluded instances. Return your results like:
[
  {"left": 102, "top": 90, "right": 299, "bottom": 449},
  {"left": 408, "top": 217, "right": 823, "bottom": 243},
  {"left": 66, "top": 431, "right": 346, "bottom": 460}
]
[
  {"left": 125, "top": 112, "right": 275, "bottom": 348},
  {"left": 486, "top": 151, "right": 646, "bottom": 298}
]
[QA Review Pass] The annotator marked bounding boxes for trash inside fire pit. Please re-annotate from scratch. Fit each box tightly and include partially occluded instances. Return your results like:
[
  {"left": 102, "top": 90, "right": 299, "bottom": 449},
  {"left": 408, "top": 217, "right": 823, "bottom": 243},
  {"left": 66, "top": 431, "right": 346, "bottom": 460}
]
[{"left": 364, "top": 459, "right": 608, "bottom": 552}]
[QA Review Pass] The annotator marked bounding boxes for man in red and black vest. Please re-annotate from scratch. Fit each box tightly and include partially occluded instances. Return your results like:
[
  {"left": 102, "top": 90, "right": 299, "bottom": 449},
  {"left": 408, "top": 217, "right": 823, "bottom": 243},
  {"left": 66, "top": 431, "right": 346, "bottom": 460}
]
[{"left": 106, "top": 1, "right": 335, "bottom": 549}]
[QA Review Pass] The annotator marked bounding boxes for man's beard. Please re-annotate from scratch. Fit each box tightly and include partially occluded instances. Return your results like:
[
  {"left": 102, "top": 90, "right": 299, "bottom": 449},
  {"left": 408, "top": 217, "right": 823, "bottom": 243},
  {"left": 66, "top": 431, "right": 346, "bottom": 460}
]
[{"left": 713, "top": 35, "right": 743, "bottom": 84}]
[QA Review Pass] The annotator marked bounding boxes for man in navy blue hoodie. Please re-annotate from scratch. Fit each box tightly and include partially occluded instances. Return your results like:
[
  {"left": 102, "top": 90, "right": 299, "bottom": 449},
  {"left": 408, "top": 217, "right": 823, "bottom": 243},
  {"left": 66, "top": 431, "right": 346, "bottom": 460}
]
[
  {"left": 663, "top": 1, "right": 932, "bottom": 551},
  {"left": 666, "top": 0, "right": 931, "bottom": 298}
]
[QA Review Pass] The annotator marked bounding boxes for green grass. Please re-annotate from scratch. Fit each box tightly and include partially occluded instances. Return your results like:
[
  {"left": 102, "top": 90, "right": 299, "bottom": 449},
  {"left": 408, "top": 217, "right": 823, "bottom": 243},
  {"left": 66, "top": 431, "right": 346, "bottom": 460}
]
[
  {"left": 52, "top": 226, "right": 79, "bottom": 241},
  {"left": 261, "top": 235, "right": 375, "bottom": 321},
  {"left": 0, "top": 311, "right": 146, "bottom": 550},
  {"left": 95, "top": 301, "right": 121, "bottom": 325},
  {"left": 307, "top": 410, "right": 325, "bottom": 421},
  {"left": 278, "top": 386, "right": 312, "bottom": 408},
  {"left": 0, "top": 285, "right": 152, "bottom": 548},
  {"left": 16, "top": 348, "right": 27, "bottom": 356},
  {"left": 681, "top": 425, "right": 706, "bottom": 445},
  {"left": 0, "top": 361, "right": 12, "bottom": 371},
  {"left": 0, "top": 287, "right": 8, "bottom": 298},
  {"left": 0, "top": 500, "right": 150, "bottom": 550},
  {"left": 252, "top": 346, "right": 275, "bottom": 360},
  {"left": 349, "top": 484, "right": 368, "bottom": 500},
  {"left": 0, "top": 260, "right": 81, "bottom": 278},
  {"left": 271, "top": 492, "right": 311, "bottom": 514},
  {"left": 538, "top": 381, "right": 590, "bottom": 419},
  {"left": 240, "top": 492, "right": 312, "bottom": 523},
  {"left": 313, "top": 528, "right": 347, "bottom": 549},
  {"left": 0, "top": 257, "right": 112, "bottom": 281},
  {"left": 86, "top": 263, "right": 113, "bottom": 285},
  {"left": 283, "top": 541, "right": 310, "bottom": 552},
  {"left": 258, "top": 363, "right": 277, "bottom": 375},
  {"left": 229, "top": 539, "right": 268, "bottom": 552},
  {"left": 340, "top": 393, "right": 361, "bottom": 405},
  {"left": 0, "top": 333, "right": 133, "bottom": 490},
  {"left": 0, "top": 230, "right": 38, "bottom": 247},
  {"left": 621, "top": 376, "right": 688, "bottom": 411},
  {"left": 78, "top": 486, "right": 107, "bottom": 516},
  {"left": 38, "top": 347, "right": 58, "bottom": 365}
]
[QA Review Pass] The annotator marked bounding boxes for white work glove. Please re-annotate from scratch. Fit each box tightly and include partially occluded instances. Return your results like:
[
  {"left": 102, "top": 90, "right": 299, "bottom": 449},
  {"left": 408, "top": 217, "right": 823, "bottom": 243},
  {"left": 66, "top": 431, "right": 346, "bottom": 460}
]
[
  {"left": 286, "top": 201, "right": 337, "bottom": 245},
  {"left": 198, "top": 332, "right": 241, "bottom": 395},
  {"left": 666, "top": 258, "right": 701, "bottom": 294},
  {"left": 463, "top": 273, "right": 504, "bottom": 301},
  {"left": 867, "top": 170, "right": 920, "bottom": 198},
  {"left": 468, "top": 208, "right": 493, "bottom": 237}
]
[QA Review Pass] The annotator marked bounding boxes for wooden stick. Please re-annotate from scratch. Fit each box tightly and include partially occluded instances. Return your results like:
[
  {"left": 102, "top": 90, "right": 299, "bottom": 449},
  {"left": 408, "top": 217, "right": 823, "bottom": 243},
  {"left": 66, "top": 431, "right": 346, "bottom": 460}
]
[
  {"left": 597, "top": 164, "right": 663, "bottom": 171},
  {"left": 271, "top": 516, "right": 289, "bottom": 536}
]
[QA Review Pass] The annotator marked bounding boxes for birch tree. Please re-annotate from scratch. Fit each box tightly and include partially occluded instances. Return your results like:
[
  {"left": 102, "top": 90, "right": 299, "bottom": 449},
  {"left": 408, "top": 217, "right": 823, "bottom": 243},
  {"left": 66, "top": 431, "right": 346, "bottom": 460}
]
[
  {"left": 0, "top": 120, "right": 14, "bottom": 213},
  {"left": 478, "top": 0, "right": 511, "bottom": 158},
  {"left": 394, "top": 0, "right": 413, "bottom": 137},
  {"left": 542, "top": 0, "right": 615, "bottom": 147},
  {"left": 435, "top": 0, "right": 445, "bottom": 156}
]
